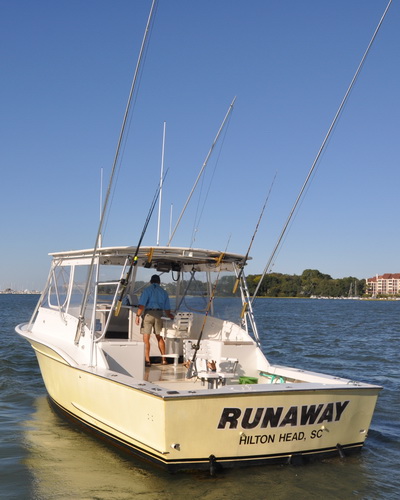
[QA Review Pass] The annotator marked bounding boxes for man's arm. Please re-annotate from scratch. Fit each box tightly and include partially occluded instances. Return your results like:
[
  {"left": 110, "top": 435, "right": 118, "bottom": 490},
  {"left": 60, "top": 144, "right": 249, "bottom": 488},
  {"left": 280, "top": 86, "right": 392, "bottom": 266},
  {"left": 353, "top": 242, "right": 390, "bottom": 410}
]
[
  {"left": 165, "top": 309, "right": 174, "bottom": 320},
  {"left": 135, "top": 305, "right": 145, "bottom": 325}
]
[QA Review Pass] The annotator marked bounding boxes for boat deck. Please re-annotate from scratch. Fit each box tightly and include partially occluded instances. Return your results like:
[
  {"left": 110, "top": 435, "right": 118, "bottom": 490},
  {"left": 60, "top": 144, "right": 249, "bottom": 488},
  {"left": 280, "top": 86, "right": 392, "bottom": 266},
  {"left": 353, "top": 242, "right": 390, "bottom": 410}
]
[{"left": 144, "top": 361, "right": 239, "bottom": 390}]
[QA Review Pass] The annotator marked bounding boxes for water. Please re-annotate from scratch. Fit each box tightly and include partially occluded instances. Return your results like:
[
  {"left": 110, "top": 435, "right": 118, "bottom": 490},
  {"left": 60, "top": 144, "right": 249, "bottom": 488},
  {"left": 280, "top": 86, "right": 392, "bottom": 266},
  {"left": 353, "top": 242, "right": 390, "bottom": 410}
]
[{"left": 1, "top": 295, "right": 399, "bottom": 499}]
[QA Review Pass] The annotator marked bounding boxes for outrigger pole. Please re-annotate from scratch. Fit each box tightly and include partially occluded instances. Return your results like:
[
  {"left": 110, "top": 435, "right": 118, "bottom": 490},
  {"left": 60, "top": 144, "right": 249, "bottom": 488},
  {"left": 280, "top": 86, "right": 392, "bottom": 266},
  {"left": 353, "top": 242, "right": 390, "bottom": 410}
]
[
  {"left": 75, "top": 0, "right": 158, "bottom": 344},
  {"left": 250, "top": 0, "right": 392, "bottom": 304},
  {"left": 167, "top": 96, "right": 236, "bottom": 246},
  {"left": 232, "top": 172, "right": 277, "bottom": 294}
]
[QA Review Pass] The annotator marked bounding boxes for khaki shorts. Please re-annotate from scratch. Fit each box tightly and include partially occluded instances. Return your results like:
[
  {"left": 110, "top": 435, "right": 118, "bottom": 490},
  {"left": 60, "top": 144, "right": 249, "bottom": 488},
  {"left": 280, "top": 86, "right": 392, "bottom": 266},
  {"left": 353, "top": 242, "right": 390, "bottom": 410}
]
[{"left": 141, "top": 310, "right": 163, "bottom": 335}]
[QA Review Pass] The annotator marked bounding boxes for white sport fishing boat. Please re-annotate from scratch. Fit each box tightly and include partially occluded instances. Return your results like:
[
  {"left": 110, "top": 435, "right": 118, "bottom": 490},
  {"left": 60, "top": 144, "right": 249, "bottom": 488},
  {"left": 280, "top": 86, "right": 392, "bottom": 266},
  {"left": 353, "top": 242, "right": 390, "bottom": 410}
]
[
  {"left": 16, "top": 0, "right": 385, "bottom": 473},
  {"left": 16, "top": 244, "right": 380, "bottom": 472}
]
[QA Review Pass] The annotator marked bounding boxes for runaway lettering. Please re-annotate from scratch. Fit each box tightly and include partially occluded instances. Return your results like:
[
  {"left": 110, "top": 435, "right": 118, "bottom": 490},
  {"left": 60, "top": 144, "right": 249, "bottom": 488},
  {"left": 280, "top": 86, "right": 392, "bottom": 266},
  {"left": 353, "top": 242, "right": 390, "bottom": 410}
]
[{"left": 217, "top": 401, "right": 349, "bottom": 430}]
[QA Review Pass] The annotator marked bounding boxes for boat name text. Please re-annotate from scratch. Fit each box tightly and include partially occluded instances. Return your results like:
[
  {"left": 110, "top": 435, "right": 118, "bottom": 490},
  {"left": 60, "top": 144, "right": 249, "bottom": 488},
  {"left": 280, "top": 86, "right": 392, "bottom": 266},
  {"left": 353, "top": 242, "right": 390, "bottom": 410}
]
[{"left": 217, "top": 401, "right": 349, "bottom": 430}]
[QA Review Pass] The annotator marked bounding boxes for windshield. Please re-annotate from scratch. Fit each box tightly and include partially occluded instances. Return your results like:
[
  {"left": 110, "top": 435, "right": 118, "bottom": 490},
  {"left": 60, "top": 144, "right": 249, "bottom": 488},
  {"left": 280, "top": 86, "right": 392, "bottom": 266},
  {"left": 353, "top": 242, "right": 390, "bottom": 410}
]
[{"left": 132, "top": 268, "right": 243, "bottom": 324}]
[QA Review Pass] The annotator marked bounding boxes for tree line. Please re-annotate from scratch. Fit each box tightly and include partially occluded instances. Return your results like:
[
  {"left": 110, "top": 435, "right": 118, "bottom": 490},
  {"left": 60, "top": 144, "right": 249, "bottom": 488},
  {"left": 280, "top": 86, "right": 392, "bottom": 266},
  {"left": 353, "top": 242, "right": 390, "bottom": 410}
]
[
  {"left": 245, "top": 269, "right": 365, "bottom": 298},
  {"left": 98, "top": 270, "right": 367, "bottom": 299}
]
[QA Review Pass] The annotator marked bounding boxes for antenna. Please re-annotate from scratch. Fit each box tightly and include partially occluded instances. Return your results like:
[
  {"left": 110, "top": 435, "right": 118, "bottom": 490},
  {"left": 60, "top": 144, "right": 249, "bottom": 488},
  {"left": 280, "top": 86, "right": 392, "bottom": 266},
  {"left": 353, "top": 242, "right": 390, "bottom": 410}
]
[
  {"left": 169, "top": 203, "right": 173, "bottom": 242},
  {"left": 99, "top": 167, "right": 103, "bottom": 248},
  {"left": 157, "top": 121, "right": 166, "bottom": 245}
]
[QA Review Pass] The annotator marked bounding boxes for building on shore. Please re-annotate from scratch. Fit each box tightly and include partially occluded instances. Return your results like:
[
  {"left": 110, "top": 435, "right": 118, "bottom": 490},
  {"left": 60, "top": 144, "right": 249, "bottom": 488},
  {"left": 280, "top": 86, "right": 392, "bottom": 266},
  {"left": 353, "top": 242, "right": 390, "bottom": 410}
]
[{"left": 366, "top": 274, "right": 400, "bottom": 296}]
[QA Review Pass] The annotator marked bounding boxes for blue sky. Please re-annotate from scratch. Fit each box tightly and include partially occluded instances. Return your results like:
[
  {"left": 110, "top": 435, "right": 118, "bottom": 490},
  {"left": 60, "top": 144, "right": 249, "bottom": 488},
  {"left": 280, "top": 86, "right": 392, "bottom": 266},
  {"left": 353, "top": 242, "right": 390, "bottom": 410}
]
[{"left": 1, "top": 0, "right": 399, "bottom": 291}]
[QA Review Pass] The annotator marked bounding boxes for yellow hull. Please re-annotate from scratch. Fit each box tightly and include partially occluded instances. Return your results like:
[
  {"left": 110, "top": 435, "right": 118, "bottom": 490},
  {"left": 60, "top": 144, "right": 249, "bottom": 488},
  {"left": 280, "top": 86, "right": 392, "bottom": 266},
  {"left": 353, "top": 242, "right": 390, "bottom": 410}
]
[{"left": 31, "top": 340, "right": 379, "bottom": 471}]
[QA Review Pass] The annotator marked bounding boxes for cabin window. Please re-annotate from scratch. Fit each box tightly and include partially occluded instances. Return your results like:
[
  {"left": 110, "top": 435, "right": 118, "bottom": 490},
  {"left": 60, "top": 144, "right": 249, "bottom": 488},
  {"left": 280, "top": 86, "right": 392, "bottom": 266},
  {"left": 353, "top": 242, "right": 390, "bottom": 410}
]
[
  {"left": 69, "top": 264, "right": 96, "bottom": 321},
  {"left": 131, "top": 267, "right": 242, "bottom": 323},
  {"left": 43, "top": 264, "right": 71, "bottom": 311},
  {"left": 131, "top": 267, "right": 178, "bottom": 311},
  {"left": 41, "top": 262, "right": 96, "bottom": 323},
  {"left": 97, "top": 265, "right": 121, "bottom": 302},
  {"left": 177, "top": 271, "right": 242, "bottom": 321}
]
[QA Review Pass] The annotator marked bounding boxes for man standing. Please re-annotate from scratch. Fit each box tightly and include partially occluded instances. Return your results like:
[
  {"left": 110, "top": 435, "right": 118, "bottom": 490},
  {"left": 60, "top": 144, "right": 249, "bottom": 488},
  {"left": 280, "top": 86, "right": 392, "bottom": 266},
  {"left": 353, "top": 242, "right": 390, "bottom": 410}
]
[{"left": 135, "top": 275, "right": 174, "bottom": 367}]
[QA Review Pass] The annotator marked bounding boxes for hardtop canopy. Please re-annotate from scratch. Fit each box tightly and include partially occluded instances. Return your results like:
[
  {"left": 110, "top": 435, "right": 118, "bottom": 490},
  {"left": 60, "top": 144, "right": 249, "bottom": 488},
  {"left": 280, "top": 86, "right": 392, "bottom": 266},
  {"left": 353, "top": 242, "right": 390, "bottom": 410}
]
[{"left": 49, "top": 246, "right": 249, "bottom": 273}]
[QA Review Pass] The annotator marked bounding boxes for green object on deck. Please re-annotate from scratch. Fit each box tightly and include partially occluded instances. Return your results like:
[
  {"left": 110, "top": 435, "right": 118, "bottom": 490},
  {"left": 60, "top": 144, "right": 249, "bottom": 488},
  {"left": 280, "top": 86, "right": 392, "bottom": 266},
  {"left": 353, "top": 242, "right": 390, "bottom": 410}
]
[{"left": 239, "top": 376, "right": 258, "bottom": 384}]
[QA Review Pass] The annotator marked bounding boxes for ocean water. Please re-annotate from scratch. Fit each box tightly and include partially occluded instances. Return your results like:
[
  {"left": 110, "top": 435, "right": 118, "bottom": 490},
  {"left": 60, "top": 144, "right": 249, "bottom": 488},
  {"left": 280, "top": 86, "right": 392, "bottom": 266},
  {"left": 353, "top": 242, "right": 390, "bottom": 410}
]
[{"left": 1, "top": 294, "right": 399, "bottom": 499}]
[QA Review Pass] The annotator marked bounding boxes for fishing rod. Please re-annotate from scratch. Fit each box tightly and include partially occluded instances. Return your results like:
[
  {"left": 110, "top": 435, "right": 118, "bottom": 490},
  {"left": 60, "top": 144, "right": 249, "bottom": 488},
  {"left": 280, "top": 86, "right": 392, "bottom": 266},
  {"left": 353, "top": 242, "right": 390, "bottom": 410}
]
[
  {"left": 74, "top": 0, "right": 158, "bottom": 344},
  {"left": 115, "top": 170, "right": 168, "bottom": 316},
  {"left": 186, "top": 240, "right": 230, "bottom": 379},
  {"left": 250, "top": 0, "right": 392, "bottom": 305},
  {"left": 232, "top": 172, "right": 277, "bottom": 295}
]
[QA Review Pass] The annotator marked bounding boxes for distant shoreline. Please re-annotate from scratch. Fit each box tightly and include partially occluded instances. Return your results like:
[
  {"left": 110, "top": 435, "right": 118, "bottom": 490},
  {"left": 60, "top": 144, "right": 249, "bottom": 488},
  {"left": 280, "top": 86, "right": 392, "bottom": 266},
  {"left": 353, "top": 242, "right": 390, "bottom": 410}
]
[{"left": 254, "top": 296, "right": 400, "bottom": 301}]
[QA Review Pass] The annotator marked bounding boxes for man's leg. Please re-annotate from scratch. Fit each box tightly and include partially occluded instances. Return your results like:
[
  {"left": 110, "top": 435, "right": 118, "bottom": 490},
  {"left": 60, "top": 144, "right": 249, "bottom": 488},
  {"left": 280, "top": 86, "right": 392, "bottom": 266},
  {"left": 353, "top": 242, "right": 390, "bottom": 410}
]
[
  {"left": 142, "top": 313, "right": 155, "bottom": 365},
  {"left": 153, "top": 314, "right": 167, "bottom": 362},
  {"left": 155, "top": 334, "right": 166, "bottom": 357},
  {"left": 143, "top": 333, "right": 151, "bottom": 364}
]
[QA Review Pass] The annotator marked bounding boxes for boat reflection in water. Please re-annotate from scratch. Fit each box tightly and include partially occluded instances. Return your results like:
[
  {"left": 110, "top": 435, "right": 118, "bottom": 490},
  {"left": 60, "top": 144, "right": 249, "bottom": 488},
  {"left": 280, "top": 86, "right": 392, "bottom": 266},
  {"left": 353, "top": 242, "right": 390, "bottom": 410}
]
[{"left": 23, "top": 396, "right": 165, "bottom": 498}]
